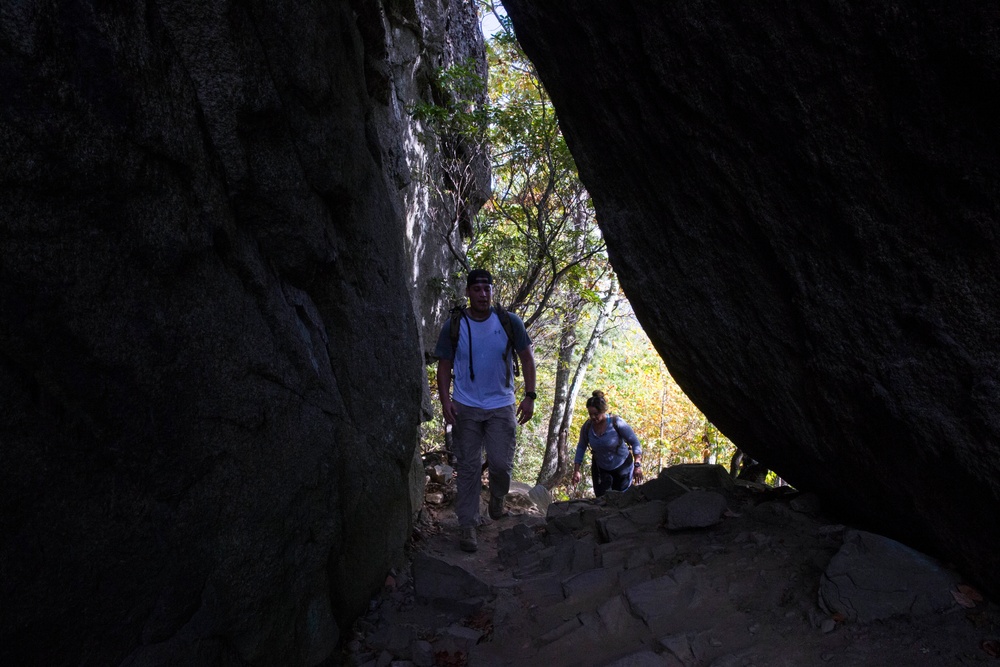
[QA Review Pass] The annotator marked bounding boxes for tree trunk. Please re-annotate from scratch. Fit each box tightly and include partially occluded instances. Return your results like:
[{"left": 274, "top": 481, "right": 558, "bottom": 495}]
[
  {"left": 536, "top": 307, "right": 579, "bottom": 486},
  {"left": 537, "top": 278, "right": 619, "bottom": 488}
]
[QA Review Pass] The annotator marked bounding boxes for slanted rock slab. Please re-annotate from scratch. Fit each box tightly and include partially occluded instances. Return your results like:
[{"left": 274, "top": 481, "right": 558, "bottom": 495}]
[
  {"left": 604, "top": 649, "right": 682, "bottom": 667},
  {"left": 663, "top": 464, "right": 735, "bottom": 492},
  {"left": 412, "top": 553, "right": 492, "bottom": 613},
  {"left": 819, "top": 529, "right": 962, "bottom": 622},
  {"left": 667, "top": 490, "right": 728, "bottom": 530},
  {"left": 502, "top": 0, "right": 1000, "bottom": 600}
]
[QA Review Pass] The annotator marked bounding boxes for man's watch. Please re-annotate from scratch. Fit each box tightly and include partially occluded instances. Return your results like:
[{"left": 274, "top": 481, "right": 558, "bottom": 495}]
[{"left": 525, "top": 391, "right": 537, "bottom": 400}]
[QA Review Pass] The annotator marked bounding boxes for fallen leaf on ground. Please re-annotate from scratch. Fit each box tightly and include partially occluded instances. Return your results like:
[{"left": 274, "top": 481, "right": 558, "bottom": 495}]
[
  {"left": 953, "top": 590, "right": 977, "bottom": 608},
  {"left": 464, "top": 609, "right": 494, "bottom": 635},
  {"left": 958, "top": 584, "right": 984, "bottom": 602},
  {"left": 981, "top": 639, "right": 999, "bottom": 658},
  {"left": 435, "top": 650, "right": 468, "bottom": 666}
]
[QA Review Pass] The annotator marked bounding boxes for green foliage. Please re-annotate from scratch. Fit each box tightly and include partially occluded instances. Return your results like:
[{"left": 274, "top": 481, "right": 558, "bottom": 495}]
[
  {"left": 473, "top": 7, "right": 604, "bottom": 300},
  {"left": 764, "top": 470, "right": 791, "bottom": 488},
  {"left": 512, "top": 416, "right": 546, "bottom": 484},
  {"left": 409, "top": 58, "right": 489, "bottom": 142},
  {"left": 420, "top": 365, "right": 446, "bottom": 457},
  {"left": 576, "top": 315, "right": 737, "bottom": 473},
  {"left": 426, "top": 274, "right": 466, "bottom": 308}
]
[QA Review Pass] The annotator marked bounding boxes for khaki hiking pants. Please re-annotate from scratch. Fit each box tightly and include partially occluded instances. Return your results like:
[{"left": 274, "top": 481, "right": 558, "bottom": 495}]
[{"left": 452, "top": 402, "right": 517, "bottom": 528}]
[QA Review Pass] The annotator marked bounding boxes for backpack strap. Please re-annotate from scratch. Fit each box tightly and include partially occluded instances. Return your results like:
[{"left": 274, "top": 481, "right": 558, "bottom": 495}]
[
  {"left": 493, "top": 304, "right": 520, "bottom": 386},
  {"left": 587, "top": 415, "right": 624, "bottom": 450},
  {"left": 449, "top": 306, "right": 475, "bottom": 381},
  {"left": 610, "top": 416, "right": 639, "bottom": 461},
  {"left": 449, "top": 304, "right": 520, "bottom": 386},
  {"left": 448, "top": 306, "right": 463, "bottom": 353},
  {"left": 610, "top": 415, "right": 623, "bottom": 440}
]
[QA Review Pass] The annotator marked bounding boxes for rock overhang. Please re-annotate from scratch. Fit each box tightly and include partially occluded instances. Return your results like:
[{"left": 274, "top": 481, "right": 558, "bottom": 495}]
[{"left": 503, "top": 0, "right": 1000, "bottom": 599}]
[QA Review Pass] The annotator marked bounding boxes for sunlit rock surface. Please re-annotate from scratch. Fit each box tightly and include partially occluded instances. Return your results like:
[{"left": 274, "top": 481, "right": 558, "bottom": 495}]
[
  {"left": 504, "top": 0, "right": 1000, "bottom": 597},
  {"left": 0, "top": 1, "right": 481, "bottom": 664}
]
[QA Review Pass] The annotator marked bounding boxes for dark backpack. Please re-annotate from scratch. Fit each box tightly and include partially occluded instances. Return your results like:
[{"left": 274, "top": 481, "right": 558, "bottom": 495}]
[
  {"left": 581, "top": 415, "right": 628, "bottom": 444},
  {"left": 586, "top": 414, "right": 626, "bottom": 446},
  {"left": 586, "top": 415, "right": 638, "bottom": 466},
  {"left": 449, "top": 304, "right": 520, "bottom": 386}
]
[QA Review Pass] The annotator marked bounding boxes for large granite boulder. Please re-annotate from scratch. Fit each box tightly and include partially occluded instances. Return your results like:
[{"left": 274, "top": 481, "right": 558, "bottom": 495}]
[
  {"left": 0, "top": 0, "right": 483, "bottom": 665},
  {"left": 503, "top": 0, "right": 1000, "bottom": 598}
]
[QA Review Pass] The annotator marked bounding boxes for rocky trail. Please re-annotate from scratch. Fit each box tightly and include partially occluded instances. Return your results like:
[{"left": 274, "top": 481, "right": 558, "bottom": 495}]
[{"left": 341, "top": 465, "right": 1000, "bottom": 666}]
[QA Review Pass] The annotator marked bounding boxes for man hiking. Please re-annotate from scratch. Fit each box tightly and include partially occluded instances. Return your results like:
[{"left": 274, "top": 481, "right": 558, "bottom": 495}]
[{"left": 434, "top": 269, "right": 537, "bottom": 552}]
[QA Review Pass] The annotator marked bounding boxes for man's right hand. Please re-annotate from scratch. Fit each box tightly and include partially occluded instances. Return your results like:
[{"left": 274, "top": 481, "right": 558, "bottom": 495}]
[
  {"left": 437, "top": 359, "right": 457, "bottom": 425},
  {"left": 441, "top": 396, "right": 459, "bottom": 425}
]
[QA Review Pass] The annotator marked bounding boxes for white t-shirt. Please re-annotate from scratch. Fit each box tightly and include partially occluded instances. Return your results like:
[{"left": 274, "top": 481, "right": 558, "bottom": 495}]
[{"left": 435, "top": 309, "right": 530, "bottom": 409}]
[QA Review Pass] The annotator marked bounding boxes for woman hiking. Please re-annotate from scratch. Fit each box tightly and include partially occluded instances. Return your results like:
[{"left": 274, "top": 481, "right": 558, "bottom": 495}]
[{"left": 571, "top": 390, "right": 644, "bottom": 497}]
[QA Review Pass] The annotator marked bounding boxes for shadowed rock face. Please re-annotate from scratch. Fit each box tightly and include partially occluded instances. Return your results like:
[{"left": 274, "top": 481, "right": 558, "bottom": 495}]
[
  {"left": 503, "top": 1, "right": 1000, "bottom": 596},
  {"left": 0, "top": 1, "right": 481, "bottom": 664}
]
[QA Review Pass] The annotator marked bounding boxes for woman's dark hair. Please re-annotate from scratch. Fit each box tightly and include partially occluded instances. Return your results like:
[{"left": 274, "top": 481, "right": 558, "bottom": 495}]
[{"left": 586, "top": 390, "right": 608, "bottom": 413}]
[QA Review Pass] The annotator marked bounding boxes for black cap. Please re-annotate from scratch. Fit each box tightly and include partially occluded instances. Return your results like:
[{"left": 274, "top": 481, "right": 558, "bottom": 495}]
[{"left": 466, "top": 269, "right": 493, "bottom": 287}]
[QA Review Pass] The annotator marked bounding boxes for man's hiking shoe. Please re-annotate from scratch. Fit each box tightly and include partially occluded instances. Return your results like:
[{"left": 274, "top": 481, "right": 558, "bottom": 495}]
[
  {"left": 460, "top": 526, "right": 478, "bottom": 553},
  {"left": 488, "top": 494, "right": 508, "bottom": 520}
]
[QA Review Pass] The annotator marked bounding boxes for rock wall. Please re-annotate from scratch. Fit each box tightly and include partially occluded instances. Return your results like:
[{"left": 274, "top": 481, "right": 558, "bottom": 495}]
[
  {"left": 0, "top": 1, "right": 482, "bottom": 665},
  {"left": 503, "top": 1, "right": 1000, "bottom": 597}
]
